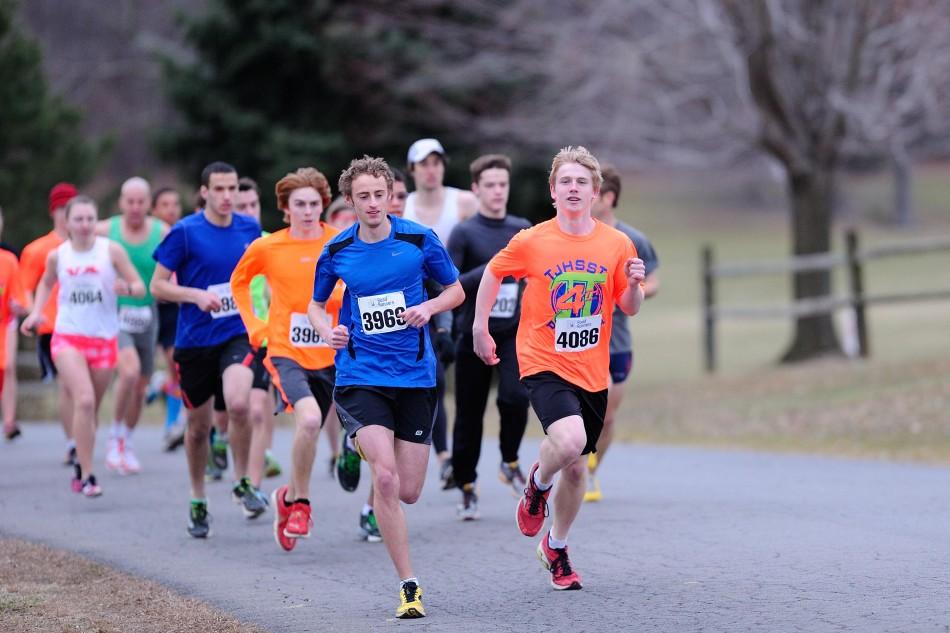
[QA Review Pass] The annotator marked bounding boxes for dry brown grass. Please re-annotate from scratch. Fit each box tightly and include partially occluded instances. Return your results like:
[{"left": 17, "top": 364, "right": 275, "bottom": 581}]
[
  {"left": 614, "top": 354, "right": 950, "bottom": 463},
  {"left": 0, "top": 538, "right": 262, "bottom": 633}
]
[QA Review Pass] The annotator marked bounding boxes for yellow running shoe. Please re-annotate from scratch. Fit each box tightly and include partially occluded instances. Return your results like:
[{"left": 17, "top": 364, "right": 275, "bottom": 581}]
[
  {"left": 396, "top": 581, "right": 425, "bottom": 618},
  {"left": 584, "top": 454, "right": 602, "bottom": 502}
]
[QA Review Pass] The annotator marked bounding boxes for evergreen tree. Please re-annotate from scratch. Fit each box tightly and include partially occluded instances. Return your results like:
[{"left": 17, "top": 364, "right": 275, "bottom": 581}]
[{"left": 0, "top": 0, "right": 105, "bottom": 246}]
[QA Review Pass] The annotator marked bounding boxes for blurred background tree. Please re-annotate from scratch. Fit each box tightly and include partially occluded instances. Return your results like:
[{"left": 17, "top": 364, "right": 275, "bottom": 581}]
[{"left": 0, "top": 0, "right": 106, "bottom": 245}]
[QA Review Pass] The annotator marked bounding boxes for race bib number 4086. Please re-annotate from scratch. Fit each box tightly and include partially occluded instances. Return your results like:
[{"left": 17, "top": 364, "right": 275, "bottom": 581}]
[
  {"left": 207, "top": 282, "right": 239, "bottom": 319},
  {"left": 554, "top": 315, "right": 602, "bottom": 353},
  {"left": 357, "top": 291, "right": 407, "bottom": 335}
]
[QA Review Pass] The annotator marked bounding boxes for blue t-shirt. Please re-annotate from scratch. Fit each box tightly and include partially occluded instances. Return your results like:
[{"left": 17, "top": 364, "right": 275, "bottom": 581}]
[
  {"left": 312, "top": 216, "right": 459, "bottom": 388},
  {"left": 153, "top": 211, "right": 261, "bottom": 348}
]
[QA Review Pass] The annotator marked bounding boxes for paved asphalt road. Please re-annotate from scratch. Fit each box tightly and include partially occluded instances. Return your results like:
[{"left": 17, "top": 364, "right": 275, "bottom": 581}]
[{"left": 2, "top": 423, "right": 949, "bottom": 632}]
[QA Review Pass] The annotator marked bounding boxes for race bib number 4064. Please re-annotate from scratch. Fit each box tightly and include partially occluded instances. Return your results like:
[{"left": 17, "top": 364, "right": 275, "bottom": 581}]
[
  {"left": 554, "top": 314, "right": 602, "bottom": 353},
  {"left": 207, "top": 282, "right": 239, "bottom": 319},
  {"left": 357, "top": 291, "right": 407, "bottom": 335}
]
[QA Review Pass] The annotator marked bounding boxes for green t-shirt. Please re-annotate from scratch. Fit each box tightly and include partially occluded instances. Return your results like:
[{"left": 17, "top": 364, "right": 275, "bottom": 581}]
[
  {"left": 250, "top": 231, "right": 270, "bottom": 320},
  {"left": 110, "top": 216, "right": 162, "bottom": 306}
]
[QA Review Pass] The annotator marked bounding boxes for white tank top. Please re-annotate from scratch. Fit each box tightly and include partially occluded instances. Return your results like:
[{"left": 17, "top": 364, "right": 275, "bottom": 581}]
[
  {"left": 55, "top": 237, "right": 119, "bottom": 338},
  {"left": 404, "top": 186, "right": 461, "bottom": 244}
]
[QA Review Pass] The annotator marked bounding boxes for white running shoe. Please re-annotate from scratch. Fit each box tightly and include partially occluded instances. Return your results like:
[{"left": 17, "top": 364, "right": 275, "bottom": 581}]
[
  {"left": 122, "top": 441, "right": 141, "bottom": 474},
  {"left": 105, "top": 438, "right": 124, "bottom": 473}
]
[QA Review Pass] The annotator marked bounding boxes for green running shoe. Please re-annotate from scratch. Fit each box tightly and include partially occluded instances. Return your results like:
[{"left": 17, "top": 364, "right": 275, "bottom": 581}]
[{"left": 337, "top": 435, "right": 361, "bottom": 492}]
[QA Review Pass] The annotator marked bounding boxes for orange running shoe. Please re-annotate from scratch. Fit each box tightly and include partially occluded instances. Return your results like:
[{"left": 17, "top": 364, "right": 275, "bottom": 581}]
[
  {"left": 537, "top": 532, "right": 583, "bottom": 590},
  {"left": 270, "top": 485, "right": 296, "bottom": 552},
  {"left": 516, "top": 462, "right": 551, "bottom": 537}
]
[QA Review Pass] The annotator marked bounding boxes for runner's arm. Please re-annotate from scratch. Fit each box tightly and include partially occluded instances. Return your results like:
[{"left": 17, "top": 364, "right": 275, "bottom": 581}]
[
  {"left": 617, "top": 258, "right": 646, "bottom": 316},
  {"left": 20, "top": 250, "right": 58, "bottom": 335},
  {"left": 402, "top": 280, "right": 464, "bottom": 328},
  {"left": 94, "top": 220, "right": 111, "bottom": 237},
  {"left": 109, "top": 242, "right": 145, "bottom": 298},
  {"left": 230, "top": 246, "right": 268, "bottom": 349},
  {"left": 457, "top": 191, "right": 479, "bottom": 221},
  {"left": 471, "top": 268, "right": 502, "bottom": 365},
  {"left": 150, "top": 263, "right": 221, "bottom": 312},
  {"left": 307, "top": 300, "right": 348, "bottom": 349}
]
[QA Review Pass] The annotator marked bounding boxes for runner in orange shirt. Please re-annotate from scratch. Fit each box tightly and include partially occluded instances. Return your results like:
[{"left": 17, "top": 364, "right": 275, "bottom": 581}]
[
  {"left": 231, "top": 167, "right": 342, "bottom": 552},
  {"left": 20, "top": 183, "right": 76, "bottom": 462},
  {"left": 474, "top": 146, "right": 645, "bottom": 591},
  {"left": 0, "top": 248, "right": 29, "bottom": 437}
]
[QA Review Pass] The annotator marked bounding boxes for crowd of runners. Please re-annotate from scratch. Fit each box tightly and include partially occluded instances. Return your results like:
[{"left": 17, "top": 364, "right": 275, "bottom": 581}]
[{"left": 1, "top": 141, "right": 659, "bottom": 619}]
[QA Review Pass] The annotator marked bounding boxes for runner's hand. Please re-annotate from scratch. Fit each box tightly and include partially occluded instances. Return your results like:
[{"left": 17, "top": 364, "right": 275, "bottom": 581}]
[
  {"left": 473, "top": 329, "right": 499, "bottom": 366},
  {"left": 329, "top": 324, "right": 349, "bottom": 350},
  {"left": 403, "top": 303, "right": 432, "bottom": 328},
  {"left": 195, "top": 290, "right": 222, "bottom": 312},
  {"left": 625, "top": 258, "right": 646, "bottom": 285},
  {"left": 19, "top": 313, "right": 43, "bottom": 337},
  {"left": 114, "top": 279, "right": 132, "bottom": 296}
]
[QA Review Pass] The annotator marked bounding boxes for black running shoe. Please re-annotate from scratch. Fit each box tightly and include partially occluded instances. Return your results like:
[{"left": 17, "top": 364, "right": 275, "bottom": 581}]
[
  {"left": 232, "top": 477, "right": 267, "bottom": 519},
  {"left": 188, "top": 500, "right": 211, "bottom": 538}
]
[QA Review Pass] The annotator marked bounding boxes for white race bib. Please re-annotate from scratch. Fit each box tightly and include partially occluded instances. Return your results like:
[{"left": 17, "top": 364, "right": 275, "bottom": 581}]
[
  {"left": 119, "top": 305, "right": 153, "bottom": 334},
  {"left": 207, "top": 282, "right": 239, "bottom": 319},
  {"left": 289, "top": 312, "right": 329, "bottom": 348},
  {"left": 490, "top": 283, "right": 518, "bottom": 319},
  {"left": 68, "top": 284, "right": 104, "bottom": 306},
  {"left": 357, "top": 291, "right": 407, "bottom": 335},
  {"left": 554, "top": 314, "right": 602, "bottom": 353}
]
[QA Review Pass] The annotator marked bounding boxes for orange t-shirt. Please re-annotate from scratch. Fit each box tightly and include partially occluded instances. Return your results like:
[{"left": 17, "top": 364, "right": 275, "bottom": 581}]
[
  {"left": 487, "top": 218, "right": 637, "bottom": 393},
  {"left": 0, "top": 251, "right": 28, "bottom": 369},
  {"left": 231, "top": 225, "right": 343, "bottom": 370},
  {"left": 20, "top": 230, "right": 64, "bottom": 335}
]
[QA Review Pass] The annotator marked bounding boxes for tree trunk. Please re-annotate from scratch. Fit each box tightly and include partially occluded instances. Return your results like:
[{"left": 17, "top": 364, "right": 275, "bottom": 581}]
[
  {"left": 893, "top": 150, "right": 913, "bottom": 227},
  {"left": 780, "top": 169, "right": 843, "bottom": 363}
]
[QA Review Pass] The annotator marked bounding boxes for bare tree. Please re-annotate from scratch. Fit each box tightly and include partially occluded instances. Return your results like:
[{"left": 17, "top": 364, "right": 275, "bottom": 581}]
[{"left": 438, "top": 0, "right": 950, "bottom": 362}]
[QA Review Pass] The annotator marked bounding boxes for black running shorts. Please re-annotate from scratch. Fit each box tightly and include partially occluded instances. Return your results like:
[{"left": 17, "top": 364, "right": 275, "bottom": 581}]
[
  {"left": 333, "top": 385, "right": 436, "bottom": 445},
  {"left": 521, "top": 371, "right": 607, "bottom": 455},
  {"left": 174, "top": 335, "right": 253, "bottom": 410}
]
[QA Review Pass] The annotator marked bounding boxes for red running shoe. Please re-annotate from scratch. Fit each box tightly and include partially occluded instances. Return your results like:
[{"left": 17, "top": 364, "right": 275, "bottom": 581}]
[
  {"left": 270, "top": 485, "right": 296, "bottom": 552},
  {"left": 285, "top": 500, "right": 313, "bottom": 539},
  {"left": 537, "top": 532, "right": 583, "bottom": 590},
  {"left": 516, "top": 462, "right": 551, "bottom": 537}
]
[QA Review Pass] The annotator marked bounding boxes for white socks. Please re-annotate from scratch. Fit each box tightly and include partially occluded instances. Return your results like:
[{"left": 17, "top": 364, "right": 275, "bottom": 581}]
[
  {"left": 111, "top": 421, "right": 128, "bottom": 440},
  {"left": 548, "top": 533, "right": 568, "bottom": 550},
  {"left": 533, "top": 468, "right": 553, "bottom": 491},
  {"left": 362, "top": 503, "right": 373, "bottom": 516}
]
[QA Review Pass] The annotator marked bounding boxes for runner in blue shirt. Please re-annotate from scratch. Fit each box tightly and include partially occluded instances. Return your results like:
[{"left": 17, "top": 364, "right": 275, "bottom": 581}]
[
  {"left": 309, "top": 156, "right": 463, "bottom": 620},
  {"left": 151, "top": 161, "right": 267, "bottom": 538}
]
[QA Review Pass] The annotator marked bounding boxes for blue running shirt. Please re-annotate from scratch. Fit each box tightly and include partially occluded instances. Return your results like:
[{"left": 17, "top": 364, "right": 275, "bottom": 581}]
[
  {"left": 312, "top": 216, "right": 459, "bottom": 388},
  {"left": 153, "top": 211, "right": 261, "bottom": 348}
]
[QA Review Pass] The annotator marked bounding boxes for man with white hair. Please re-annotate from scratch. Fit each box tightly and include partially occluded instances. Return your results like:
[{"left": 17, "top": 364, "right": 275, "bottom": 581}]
[{"left": 96, "top": 177, "right": 169, "bottom": 473}]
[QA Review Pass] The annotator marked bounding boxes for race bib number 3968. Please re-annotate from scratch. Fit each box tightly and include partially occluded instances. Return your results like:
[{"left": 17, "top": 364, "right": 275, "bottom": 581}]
[
  {"left": 207, "top": 282, "right": 239, "bottom": 319},
  {"left": 357, "top": 291, "right": 407, "bottom": 335},
  {"left": 554, "top": 315, "right": 602, "bottom": 353}
]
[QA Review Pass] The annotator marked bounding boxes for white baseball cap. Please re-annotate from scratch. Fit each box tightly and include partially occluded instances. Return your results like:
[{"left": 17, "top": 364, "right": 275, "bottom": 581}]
[{"left": 407, "top": 138, "right": 446, "bottom": 165}]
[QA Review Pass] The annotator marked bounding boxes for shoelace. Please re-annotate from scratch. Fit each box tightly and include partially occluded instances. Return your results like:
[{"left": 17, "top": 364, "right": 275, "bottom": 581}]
[
  {"left": 191, "top": 504, "right": 208, "bottom": 522},
  {"left": 526, "top": 484, "right": 549, "bottom": 517},
  {"left": 552, "top": 548, "right": 573, "bottom": 577},
  {"left": 402, "top": 583, "right": 418, "bottom": 603}
]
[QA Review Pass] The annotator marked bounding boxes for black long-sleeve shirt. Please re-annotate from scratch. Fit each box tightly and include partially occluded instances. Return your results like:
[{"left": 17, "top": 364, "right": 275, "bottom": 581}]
[{"left": 447, "top": 212, "right": 531, "bottom": 342}]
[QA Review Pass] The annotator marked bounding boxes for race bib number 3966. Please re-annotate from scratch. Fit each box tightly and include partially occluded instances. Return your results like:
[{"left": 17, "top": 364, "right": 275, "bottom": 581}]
[
  {"left": 289, "top": 312, "right": 329, "bottom": 347},
  {"left": 554, "top": 315, "right": 602, "bottom": 353},
  {"left": 357, "top": 291, "right": 407, "bottom": 335},
  {"left": 207, "top": 282, "right": 239, "bottom": 319}
]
